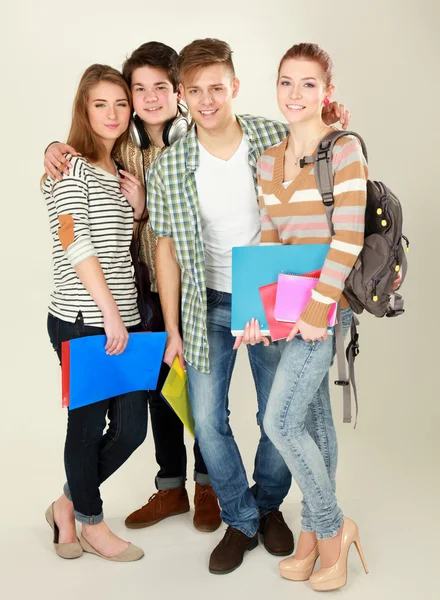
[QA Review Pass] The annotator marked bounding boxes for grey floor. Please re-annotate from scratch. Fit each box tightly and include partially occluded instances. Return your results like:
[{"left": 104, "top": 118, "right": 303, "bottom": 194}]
[{"left": 1, "top": 345, "right": 438, "bottom": 600}]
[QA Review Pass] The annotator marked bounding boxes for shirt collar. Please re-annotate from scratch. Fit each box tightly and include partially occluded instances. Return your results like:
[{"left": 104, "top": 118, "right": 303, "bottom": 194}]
[{"left": 185, "top": 114, "right": 256, "bottom": 172}]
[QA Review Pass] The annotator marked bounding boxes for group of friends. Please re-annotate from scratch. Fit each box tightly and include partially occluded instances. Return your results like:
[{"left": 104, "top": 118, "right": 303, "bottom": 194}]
[{"left": 42, "top": 38, "right": 374, "bottom": 591}]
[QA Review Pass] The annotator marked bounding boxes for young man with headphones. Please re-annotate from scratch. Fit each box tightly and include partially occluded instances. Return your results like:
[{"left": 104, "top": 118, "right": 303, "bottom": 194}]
[{"left": 44, "top": 42, "right": 222, "bottom": 535}]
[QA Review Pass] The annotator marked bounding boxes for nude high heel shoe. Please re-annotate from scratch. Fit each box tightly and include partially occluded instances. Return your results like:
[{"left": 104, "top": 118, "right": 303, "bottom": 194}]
[
  {"left": 279, "top": 544, "right": 319, "bottom": 581},
  {"left": 45, "top": 503, "right": 83, "bottom": 559},
  {"left": 309, "top": 517, "right": 368, "bottom": 592}
]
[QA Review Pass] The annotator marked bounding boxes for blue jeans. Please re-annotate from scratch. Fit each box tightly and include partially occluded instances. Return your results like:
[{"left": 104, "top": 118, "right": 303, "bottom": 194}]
[
  {"left": 48, "top": 313, "right": 148, "bottom": 525},
  {"left": 263, "top": 308, "right": 353, "bottom": 539},
  {"left": 186, "top": 289, "right": 292, "bottom": 538}
]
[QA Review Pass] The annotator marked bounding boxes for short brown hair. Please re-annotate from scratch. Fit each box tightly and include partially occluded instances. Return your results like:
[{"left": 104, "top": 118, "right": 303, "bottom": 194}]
[
  {"left": 278, "top": 43, "right": 333, "bottom": 86},
  {"left": 177, "top": 38, "right": 235, "bottom": 83},
  {"left": 122, "top": 41, "right": 179, "bottom": 91}
]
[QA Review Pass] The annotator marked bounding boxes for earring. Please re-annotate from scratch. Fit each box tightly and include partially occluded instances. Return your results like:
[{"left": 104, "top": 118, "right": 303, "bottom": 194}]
[{"left": 324, "top": 98, "right": 330, "bottom": 106}]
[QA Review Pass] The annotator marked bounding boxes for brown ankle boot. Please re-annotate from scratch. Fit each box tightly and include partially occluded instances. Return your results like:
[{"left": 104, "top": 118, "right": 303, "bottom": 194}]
[
  {"left": 193, "top": 483, "right": 221, "bottom": 532},
  {"left": 125, "top": 488, "right": 190, "bottom": 529}
]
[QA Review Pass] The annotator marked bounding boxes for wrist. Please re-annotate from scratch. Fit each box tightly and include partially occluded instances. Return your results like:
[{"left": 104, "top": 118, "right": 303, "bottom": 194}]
[
  {"left": 134, "top": 202, "right": 147, "bottom": 222},
  {"left": 44, "top": 140, "right": 59, "bottom": 155},
  {"left": 101, "top": 301, "right": 119, "bottom": 318},
  {"left": 166, "top": 326, "right": 180, "bottom": 336}
]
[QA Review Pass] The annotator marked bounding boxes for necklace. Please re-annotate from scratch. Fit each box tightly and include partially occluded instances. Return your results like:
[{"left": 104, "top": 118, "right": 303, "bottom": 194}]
[{"left": 291, "top": 126, "right": 329, "bottom": 167}]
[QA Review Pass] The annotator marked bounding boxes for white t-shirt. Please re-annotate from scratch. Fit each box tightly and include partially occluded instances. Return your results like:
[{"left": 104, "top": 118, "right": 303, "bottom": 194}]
[{"left": 195, "top": 136, "right": 261, "bottom": 293}]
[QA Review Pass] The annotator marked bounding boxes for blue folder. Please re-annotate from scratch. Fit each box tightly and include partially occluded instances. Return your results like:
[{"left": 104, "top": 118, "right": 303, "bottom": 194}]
[
  {"left": 65, "top": 332, "right": 167, "bottom": 410},
  {"left": 231, "top": 244, "right": 329, "bottom": 335}
]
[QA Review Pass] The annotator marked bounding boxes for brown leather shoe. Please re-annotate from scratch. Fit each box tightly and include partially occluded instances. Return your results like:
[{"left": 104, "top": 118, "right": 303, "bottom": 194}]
[
  {"left": 193, "top": 483, "right": 222, "bottom": 532},
  {"left": 209, "top": 527, "right": 258, "bottom": 574},
  {"left": 259, "top": 510, "right": 294, "bottom": 556},
  {"left": 125, "top": 488, "right": 190, "bottom": 529}
]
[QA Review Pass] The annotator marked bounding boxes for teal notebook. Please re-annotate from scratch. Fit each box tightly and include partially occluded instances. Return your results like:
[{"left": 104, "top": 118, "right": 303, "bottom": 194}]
[{"left": 231, "top": 244, "right": 329, "bottom": 335}]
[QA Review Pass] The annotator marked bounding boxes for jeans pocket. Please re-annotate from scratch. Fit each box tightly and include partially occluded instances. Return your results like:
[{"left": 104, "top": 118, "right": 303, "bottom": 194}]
[{"left": 206, "top": 288, "right": 223, "bottom": 308}]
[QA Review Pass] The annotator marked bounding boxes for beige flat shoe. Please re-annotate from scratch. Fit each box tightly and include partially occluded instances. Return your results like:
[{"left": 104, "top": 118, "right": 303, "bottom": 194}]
[
  {"left": 45, "top": 503, "right": 83, "bottom": 559},
  {"left": 79, "top": 534, "right": 144, "bottom": 562},
  {"left": 279, "top": 544, "right": 319, "bottom": 581}
]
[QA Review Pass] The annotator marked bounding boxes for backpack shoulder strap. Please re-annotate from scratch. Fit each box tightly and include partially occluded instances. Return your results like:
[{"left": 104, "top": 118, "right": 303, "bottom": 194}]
[
  {"left": 302, "top": 130, "right": 368, "bottom": 234},
  {"left": 334, "top": 307, "right": 361, "bottom": 428}
]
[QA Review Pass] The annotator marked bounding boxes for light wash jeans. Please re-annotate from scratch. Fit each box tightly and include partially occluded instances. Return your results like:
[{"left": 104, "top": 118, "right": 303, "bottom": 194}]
[
  {"left": 263, "top": 308, "right": 353, "bottom": 540},
  {"left": 186, "top": 289, "right": 292, "bottom": 538}
]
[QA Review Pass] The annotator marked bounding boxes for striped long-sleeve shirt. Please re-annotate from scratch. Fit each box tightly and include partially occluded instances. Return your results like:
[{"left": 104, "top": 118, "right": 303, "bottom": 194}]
[
  {"left": 257, "top": 132, "right": 368, "bottom": 328},
  {"left": 42, "top": 156, "right": 140, "bottom": 327}
]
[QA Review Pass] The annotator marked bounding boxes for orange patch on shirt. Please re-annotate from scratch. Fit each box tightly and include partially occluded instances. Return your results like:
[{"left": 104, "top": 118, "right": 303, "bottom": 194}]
[{"left": 58, "top": 214, "right": 75, "bottom": 251}]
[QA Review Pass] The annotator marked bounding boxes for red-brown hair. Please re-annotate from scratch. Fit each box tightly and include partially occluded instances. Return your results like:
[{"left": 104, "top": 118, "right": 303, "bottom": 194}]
[
  {"left": 278, "top": 43, "right": 333, "bottom": 86},
  {"left": 177, "top": 38, "right": 235, "bottom": 83},
  {"left": 67, "top": 64, "right": 132, "bottom": 162}
]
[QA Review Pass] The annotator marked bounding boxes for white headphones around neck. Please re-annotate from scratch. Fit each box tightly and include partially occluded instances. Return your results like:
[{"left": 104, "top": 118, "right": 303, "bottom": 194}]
[{"left": 129, "top": 102, "right": 191, "bottom": 149}]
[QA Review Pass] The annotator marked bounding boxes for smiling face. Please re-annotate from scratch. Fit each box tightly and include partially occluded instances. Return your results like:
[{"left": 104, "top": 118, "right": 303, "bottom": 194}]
[
  {"left": 86, "top": 81, "right": 131, "bottom": 142},
  {"left": 180, "top": 63, "right": 239, "bottom": 133},
  {"left": 277, "top": 58, "right": 334, "bottom": 125},
  {"left": 131, "top": 66, "right": 179, "bottom": 127}
]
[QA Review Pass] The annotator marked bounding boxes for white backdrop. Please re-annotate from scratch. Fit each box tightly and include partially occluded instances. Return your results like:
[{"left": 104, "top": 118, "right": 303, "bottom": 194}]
[{"left": 1, "top": 1, "right": 438, "bottom": 598}]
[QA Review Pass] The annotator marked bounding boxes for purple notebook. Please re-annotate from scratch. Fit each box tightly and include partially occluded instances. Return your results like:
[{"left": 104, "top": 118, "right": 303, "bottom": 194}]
[{"left": 274, "top": 274, "right": 337, "bottom": 326}]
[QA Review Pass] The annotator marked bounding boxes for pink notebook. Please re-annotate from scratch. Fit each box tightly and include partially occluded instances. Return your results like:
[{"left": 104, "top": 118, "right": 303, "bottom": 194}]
[{"left": 274, "top": 274, "right": 337, "bottom": 326}]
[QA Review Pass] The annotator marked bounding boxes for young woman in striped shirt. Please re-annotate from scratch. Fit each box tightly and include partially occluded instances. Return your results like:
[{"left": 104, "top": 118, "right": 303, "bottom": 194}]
[
  {"left": 240, "top": 44, "right": 369, "bottom": 590},
  {"left": 42, "top": 65, "right": 147, "bottom": 562}
]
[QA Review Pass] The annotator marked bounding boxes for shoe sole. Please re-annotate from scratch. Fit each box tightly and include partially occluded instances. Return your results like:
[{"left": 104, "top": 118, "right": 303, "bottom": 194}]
[
  {"left": 125, "top": 507, "right": 190, "bottom": 529},
  {"left": 208, "top": 537, "right": 258, "bottom": 575},
  {"left": 259, "top": 533, "right": 294, "bottom": 557},
  {"left": 311, "top": 574, "right": 347, "bottom": 592},
  {"left": 280, "top": 570, "right": 312, "bottom": 581}
]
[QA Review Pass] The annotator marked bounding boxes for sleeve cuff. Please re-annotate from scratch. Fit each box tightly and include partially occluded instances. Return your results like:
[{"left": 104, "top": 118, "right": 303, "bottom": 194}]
[
  {"left": 300, "top": 298, "right": 332, "bottom": 328},
  {"left": 66, "top": 238, "right": 97, "bottom": 267}
]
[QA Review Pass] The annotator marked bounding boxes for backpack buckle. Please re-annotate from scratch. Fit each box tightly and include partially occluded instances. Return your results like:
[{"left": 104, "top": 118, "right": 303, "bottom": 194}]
[
  {"left": 334, "top": 379, "right": 349, "bottom": 386},
  {"left": 321, "top": 191, "right": 334, "bottom": 206},
  {"left": 317, "top": 150, "right": 330, "bottom": 162}
]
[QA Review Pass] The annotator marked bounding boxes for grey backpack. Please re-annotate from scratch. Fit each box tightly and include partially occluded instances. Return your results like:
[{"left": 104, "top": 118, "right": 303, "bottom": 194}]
[{"left": 303, "top": 130, "right": 409, "bottom": 425}]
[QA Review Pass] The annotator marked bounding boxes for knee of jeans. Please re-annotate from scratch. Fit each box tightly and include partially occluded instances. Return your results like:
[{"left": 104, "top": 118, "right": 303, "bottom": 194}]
[
  {"left": 118, "top": 420, "right": 148, "bottom": 453},
  {"left": 262, "top": 406, "right": 282, "bottom": 447},
  {"left": 263, "top": 400, "right": 305, "bottom": 448},
  {"left": 192, "top": 405, "right": 227, "bottom": 440}
]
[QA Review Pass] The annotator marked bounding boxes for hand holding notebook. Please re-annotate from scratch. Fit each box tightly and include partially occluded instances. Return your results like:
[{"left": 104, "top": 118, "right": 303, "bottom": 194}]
[
  {"left": 259, "top": 270, "right": 336, "bottom": 341},
  {"left": 274, "top": 273, "right": 337, "bottom": 326}
]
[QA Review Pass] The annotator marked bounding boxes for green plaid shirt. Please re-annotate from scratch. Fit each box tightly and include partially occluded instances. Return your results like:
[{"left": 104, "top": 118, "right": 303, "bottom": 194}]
[{"left": 147, "top": 114, "right": 289, "bottom": 373}]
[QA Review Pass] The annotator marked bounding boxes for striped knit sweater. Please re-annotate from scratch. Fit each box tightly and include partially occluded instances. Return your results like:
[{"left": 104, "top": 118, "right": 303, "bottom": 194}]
[{"left": 257, "top": 132, "right": 368, "bottom": 328}]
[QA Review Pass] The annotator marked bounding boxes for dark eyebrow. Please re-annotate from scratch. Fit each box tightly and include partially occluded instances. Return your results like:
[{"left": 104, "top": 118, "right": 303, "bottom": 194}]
[
  {"left": 132, "top": 81, "right": 170, "bottom": 86},
  {"left": 187, "top": 82, "right": 224, "bottom": 90},
  {"left": 92, "top": 98, "right": 128, "bottom": 102},
  {"left": 279, "top": 75, "right": 317, "bottom": 82}
]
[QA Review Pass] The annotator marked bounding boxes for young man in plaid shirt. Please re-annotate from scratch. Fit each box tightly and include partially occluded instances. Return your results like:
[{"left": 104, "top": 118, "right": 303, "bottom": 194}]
[{"left": 148, "top": 38, "right": 349, "bottom": 575}]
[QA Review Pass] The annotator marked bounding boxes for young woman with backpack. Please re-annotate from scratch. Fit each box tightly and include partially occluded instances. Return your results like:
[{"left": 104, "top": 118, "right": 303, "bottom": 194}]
[{"left": 238, "top": 43, "right": 370, "bottom": 591}]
